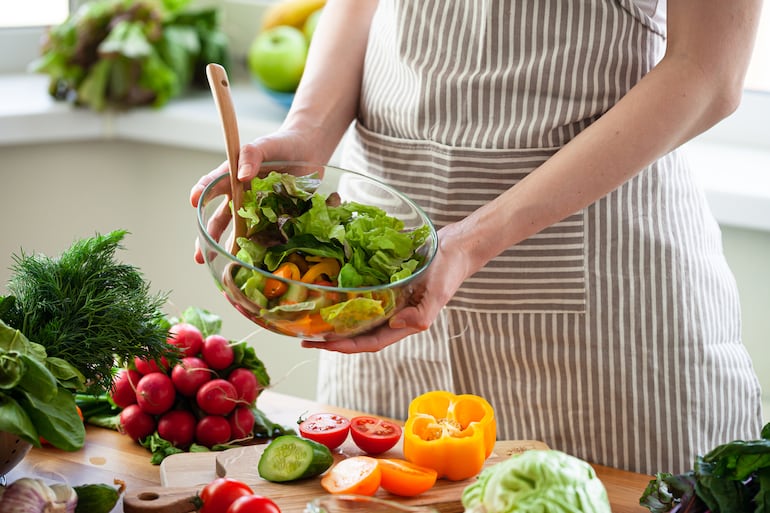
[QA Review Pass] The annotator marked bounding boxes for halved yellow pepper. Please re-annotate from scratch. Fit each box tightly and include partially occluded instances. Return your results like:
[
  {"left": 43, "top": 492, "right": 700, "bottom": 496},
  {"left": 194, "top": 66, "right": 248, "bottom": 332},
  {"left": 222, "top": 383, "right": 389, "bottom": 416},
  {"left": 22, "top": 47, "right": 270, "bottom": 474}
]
[{"left": 403, "top": 390, "right": 496, "bottom": 481}]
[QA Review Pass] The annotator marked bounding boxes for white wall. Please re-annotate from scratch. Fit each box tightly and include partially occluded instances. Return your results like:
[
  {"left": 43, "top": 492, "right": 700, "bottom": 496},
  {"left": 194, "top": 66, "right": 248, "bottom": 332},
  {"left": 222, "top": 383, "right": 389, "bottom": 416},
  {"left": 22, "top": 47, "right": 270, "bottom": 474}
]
[
  {"left": 0, "top": 140, "right": 767, "bottom": 421},
  {"left": 0, "top": 140, "right": 319, "bottom": 400}
]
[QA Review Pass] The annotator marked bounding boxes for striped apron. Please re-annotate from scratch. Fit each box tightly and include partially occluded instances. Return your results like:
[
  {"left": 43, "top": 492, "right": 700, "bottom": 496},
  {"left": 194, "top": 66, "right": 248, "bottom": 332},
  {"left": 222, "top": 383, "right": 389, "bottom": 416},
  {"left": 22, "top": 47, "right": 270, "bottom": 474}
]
[{"left": 316, "top": 0, "right": 763, "bottom": 474}]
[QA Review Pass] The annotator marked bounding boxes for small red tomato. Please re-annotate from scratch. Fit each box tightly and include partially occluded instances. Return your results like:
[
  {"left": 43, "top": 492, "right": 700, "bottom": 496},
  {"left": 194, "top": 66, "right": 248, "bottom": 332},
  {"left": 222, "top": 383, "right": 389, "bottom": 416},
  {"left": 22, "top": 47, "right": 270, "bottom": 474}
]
[
  {"left": 349, "top": 416, "right": 402, "bottom": 454},
  {"left": 227, "top": 494, "right": 282, "bottom": 513},
  {"left": 298, "top": 412, "right": 350, "bottom": 451},
  {"left": 200, "top": 478, "right": 253, "bottom": 513}
]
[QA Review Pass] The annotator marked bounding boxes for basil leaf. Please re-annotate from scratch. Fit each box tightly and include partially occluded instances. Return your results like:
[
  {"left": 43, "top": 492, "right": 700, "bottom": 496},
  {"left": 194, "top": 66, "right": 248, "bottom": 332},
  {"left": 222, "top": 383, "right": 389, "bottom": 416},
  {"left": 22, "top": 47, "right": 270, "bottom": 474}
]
[
  {"left": 18, "top": 387, "right": 86, "bottom": 452},
  {"left": 0, "top": 393, "right": 39, "bottom": 446}
]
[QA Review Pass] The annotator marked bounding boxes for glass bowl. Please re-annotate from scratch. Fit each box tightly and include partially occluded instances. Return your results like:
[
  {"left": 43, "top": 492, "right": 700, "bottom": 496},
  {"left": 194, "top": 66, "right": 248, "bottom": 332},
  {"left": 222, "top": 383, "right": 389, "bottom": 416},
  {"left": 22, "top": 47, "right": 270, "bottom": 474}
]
[
  {"left": 197, "top": 162, "right": 437, "bottom": 341},
  {"left": 306, "top": 495, "right": 439, "bottom": 513}
]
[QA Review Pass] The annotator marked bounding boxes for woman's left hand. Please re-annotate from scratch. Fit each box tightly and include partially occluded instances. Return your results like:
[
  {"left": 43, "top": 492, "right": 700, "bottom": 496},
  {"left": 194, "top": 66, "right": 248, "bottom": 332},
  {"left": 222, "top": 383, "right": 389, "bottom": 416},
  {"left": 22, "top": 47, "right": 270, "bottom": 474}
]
[{"left": 301, "top": 225, "right": 471, "bottom": 353}]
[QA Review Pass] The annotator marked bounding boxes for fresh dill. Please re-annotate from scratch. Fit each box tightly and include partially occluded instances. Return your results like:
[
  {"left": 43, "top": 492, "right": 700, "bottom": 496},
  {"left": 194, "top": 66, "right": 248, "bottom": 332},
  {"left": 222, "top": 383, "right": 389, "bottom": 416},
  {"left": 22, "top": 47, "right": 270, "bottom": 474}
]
[{"left": 0, "top": 230, "right": 176, "bottom": 394}]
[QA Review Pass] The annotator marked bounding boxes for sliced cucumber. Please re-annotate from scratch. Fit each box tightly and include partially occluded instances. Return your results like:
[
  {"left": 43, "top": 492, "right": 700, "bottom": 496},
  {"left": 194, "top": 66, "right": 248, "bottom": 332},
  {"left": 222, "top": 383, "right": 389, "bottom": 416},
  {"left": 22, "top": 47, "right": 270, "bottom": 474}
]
[{"left": 258, "top": 434, "right": 333, "bottom": 482}]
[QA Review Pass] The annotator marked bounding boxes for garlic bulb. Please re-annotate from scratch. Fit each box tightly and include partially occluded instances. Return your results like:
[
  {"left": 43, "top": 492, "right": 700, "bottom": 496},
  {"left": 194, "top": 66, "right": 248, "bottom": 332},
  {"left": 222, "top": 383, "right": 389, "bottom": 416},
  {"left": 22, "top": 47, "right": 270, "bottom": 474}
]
[{"left": 0, "top": 477, "right": 77, "bottom": 513}]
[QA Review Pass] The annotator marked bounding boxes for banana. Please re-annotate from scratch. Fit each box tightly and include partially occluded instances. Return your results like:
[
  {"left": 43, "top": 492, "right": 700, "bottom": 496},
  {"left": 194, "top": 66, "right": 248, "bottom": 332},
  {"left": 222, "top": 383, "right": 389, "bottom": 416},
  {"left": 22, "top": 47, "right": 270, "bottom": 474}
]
[{"left": 261, "top": 0, "right": 326, "bottom": 31}]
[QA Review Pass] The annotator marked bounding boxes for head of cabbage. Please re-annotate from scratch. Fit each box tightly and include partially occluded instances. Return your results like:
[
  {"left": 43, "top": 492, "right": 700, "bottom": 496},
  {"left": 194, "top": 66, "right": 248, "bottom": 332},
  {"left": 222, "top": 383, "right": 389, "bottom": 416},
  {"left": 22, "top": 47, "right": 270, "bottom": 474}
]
[{"left": 461, "top": 449, "right": 611, "bottom": 513}]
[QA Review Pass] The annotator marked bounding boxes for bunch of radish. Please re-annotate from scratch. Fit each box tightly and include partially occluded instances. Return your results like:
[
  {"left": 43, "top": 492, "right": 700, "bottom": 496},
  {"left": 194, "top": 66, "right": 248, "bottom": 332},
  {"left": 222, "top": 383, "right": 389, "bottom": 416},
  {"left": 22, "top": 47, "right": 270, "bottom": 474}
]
[{"left": 111, "top": 322, "right": 262, "bottom": 449}]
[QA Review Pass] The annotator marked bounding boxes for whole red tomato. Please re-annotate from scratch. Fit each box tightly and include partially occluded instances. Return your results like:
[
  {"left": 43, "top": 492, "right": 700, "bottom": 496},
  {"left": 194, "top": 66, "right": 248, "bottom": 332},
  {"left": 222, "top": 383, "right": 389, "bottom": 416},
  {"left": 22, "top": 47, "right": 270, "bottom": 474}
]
[
  {"left": 200, "top": 478, "right": 254, "bottom": 513},
  {"left": 227, "top": 494, "right": 282, "bottom": 513},
  {"left": 349, "top": 415, "right": 402, "bottom": 454}
]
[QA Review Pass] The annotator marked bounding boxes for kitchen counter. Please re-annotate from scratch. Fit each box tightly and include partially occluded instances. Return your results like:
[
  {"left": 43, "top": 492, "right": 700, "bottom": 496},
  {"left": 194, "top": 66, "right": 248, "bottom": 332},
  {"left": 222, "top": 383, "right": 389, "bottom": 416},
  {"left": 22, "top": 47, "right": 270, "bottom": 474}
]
[
  {"left": 4, "top": 390, "right": 653, "bottom": 513},
  {"left": 1, "top": 72, "right": 770, "bottom": 233}
]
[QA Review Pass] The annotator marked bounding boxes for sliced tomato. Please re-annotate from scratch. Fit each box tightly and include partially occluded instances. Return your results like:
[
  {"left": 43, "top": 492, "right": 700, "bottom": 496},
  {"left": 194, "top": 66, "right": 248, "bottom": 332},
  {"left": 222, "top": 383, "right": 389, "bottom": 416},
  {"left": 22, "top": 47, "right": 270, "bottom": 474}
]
[
  {"left": 298, "top": 412, "right": 351, "bottom": 450},
  {"left": 320, "top": 456, "right": 382, "bottom": 496},
  {"left": 378, "top": 458, "right": 438, "bottom": 497},
  {"left": 349, "top": 416, "right": 402, "bottom": 454}
]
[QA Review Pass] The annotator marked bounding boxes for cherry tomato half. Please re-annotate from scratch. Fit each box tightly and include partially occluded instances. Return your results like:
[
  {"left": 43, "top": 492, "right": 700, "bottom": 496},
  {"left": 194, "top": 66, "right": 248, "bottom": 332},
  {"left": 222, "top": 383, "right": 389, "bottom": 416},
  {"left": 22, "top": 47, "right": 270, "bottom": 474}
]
[
  {"left": 349, "top": 416, "right": 402, "bottom": 455},
  {"left": 200, "top": 478, "right": 254, "bottom": 513},
  {"left": 298, "top": 412, "right": 351, "bottom": 450},
  {"left": 378, "top": 458, "right": 438, "bottom": 497},
  {"left": 227, "top": 494, "right": 282, "bottom": 513},
  {"left": 320, "top": 456, "right": 382, "bottom": 496}
]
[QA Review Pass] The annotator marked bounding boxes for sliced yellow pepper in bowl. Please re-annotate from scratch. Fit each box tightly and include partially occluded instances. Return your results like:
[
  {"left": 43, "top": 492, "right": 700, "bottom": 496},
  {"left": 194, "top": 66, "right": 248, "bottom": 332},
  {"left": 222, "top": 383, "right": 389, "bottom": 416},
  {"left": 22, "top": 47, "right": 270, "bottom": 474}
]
[{"left": 403, "top": 390, "right": 496, "bottom": 481}]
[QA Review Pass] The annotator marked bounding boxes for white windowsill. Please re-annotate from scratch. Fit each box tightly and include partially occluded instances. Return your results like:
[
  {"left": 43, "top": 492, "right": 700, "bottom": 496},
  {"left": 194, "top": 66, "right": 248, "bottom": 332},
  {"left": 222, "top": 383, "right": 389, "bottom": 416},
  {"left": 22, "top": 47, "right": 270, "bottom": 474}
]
[{"left": 2, "top": 72, "right": 769, "bottom": 233}]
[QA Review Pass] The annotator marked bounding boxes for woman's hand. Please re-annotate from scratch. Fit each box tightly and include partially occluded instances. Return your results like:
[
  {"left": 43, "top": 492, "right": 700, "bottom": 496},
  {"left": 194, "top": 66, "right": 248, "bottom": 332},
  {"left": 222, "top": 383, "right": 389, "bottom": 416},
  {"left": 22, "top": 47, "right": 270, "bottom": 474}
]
[
  {"left": 189, "top": 129, "right": 323, "bottom": 263},
  {"left": 301, "top": 224, "right": 475, "bottom": 353}
]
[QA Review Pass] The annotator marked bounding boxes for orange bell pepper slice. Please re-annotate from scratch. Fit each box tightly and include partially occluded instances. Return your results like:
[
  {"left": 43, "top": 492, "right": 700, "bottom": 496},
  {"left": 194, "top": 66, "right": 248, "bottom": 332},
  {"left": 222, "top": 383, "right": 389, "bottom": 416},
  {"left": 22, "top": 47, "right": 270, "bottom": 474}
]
[
  {"left": 320, "top": 456, "right": 382, "bottom": 496},
  {"left": 301, "top": 257, "right": 341, "bottom": 284},
  {"left": 274, "top": 313, "right": 334, "bottom": 337},
  {"left": 378, "top": 458, "right": 438, "bottom": 497},
  {"left": 263, "top": 262, "right": 301, "bottom": 299},
  {"left": 403, "top": 390, "right": 496, "bottom": 481}
]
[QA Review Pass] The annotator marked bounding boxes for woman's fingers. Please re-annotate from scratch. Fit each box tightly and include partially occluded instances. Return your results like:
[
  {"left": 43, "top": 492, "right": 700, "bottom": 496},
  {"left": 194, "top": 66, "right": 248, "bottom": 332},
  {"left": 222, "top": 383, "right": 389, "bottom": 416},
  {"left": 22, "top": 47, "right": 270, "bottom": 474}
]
[{"left": 190, "top": 160, "right": 230, "bottom": 207}]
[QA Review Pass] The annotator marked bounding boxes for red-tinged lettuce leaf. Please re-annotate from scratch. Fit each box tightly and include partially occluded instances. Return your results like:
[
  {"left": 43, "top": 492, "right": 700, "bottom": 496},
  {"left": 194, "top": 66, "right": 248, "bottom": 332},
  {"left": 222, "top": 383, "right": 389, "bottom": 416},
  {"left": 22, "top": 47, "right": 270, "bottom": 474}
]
[{"left": 640, "top": 472, "right": 702, "bottom": 513}]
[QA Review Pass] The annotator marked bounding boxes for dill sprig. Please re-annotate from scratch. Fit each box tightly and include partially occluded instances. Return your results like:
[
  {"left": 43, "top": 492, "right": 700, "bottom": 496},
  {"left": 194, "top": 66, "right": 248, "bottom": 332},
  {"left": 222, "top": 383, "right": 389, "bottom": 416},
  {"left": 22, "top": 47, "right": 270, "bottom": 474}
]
[{"left": 1, "top": 230, "right": 176, "bottom": 394}]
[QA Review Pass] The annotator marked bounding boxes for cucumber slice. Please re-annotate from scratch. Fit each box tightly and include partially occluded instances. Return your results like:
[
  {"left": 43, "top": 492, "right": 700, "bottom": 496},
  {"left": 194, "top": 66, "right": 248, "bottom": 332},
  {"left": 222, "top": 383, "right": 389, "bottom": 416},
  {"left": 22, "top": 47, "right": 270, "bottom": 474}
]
[{"left": 258, "top": 434, "right": 334, "bottom": 482}]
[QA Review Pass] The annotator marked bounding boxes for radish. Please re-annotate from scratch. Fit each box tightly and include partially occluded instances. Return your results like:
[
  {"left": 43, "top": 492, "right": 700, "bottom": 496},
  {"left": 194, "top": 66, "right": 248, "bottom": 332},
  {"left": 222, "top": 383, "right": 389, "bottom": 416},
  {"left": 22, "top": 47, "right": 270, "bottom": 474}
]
[
  {"left": 167, "top": 322, "right": 204, "bottom": 358},
  {"left": 110, "top": 368, "right": 141, "bottom": 408},
  {"left": 136, "top": 372, "right": 176, "bottom": 415},
  {"left": 196, "top": 378, "right": 238, "bottom": 416},
  {"left": 134, "top": 355, "right": 169, "bottom": 375},
  {"left": 195, "top": 415, "right": 231, "bottom": 447},
  {"left": 171, "top": 356, "right": 212, "bottom": 397},
  {"left": 119, "top": 404, "right": 156, "bottom": 441},
  {"left": 227, "top": 368, "right": 259, "bottom": 405},
  {"left": 228, "top": 406, "right": 256, "bottom": 440},
  {"left": 157, "top": 409, "right": 197, "bottom": 448},
  {"left": 201, "top": 334, "right": 234, "bottom": 370}
]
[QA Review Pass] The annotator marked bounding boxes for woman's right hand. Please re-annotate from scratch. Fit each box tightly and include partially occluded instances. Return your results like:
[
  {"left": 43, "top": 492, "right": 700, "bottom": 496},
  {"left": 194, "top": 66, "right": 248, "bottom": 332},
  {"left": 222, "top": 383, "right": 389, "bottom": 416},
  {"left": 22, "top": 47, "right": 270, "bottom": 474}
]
[{"left": 189, "top": 128, "right": 324, "bottom": 263}]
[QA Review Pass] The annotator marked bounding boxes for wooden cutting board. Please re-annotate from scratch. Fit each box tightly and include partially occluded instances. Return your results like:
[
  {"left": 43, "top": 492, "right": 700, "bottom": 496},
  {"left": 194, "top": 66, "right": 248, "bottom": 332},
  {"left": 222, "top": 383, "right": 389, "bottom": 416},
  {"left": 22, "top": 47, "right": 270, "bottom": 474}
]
[{"left": 123, "top": 438, "right": 549, "bottom": 513}]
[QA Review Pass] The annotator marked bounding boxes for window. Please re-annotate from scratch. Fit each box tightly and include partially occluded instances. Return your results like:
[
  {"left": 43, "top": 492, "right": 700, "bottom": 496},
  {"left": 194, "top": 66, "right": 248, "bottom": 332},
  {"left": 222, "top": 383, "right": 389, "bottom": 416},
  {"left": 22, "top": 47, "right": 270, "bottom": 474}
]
[
  {"left": 745, "top": 3, "right": 770, "bottom": 92},
  {"left": 0, "top": 1, "right": 69, "bottom": 29}
]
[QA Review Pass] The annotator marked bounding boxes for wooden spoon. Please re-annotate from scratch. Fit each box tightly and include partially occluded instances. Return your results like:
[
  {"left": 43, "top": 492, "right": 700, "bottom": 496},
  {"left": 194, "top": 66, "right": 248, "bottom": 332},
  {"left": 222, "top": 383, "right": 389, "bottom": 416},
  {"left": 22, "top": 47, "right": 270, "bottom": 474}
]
[{"left": 205, "top": 63, "right": 246, "bottom": 255}]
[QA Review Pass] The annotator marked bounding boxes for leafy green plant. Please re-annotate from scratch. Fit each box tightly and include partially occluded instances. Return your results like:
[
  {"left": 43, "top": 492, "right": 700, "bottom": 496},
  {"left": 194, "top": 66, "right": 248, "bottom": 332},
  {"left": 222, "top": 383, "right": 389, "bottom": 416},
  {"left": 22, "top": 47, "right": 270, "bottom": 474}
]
[
  {"left": 640, "top": 423, "right": 770, "bottom": 513},
  {"left": 0, "top": 320, "right": 87, "bottom": 450},
  {"left": 0, "top": 230, "right": 176, "bottom": 395},
  {"left": 29, "top": 0, "right": 229, "bottom": 111}
]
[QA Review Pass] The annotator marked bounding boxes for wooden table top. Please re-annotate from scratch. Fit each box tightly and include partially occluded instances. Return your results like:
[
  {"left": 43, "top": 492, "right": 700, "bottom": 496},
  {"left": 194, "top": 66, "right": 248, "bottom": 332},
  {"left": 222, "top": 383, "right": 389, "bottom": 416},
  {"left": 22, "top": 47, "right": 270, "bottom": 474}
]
[{"left": 4, "top": 390, "right": 652, "bottom": 513}]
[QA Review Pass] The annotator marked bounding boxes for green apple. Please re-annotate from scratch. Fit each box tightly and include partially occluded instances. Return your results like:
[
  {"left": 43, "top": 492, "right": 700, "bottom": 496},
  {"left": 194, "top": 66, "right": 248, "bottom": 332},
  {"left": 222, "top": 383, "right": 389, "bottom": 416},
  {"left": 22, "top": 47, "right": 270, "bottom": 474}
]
[
  {"left": 248, "top": 25, "right": 308, "bottom": 93},
  {"left": 303, "top": 8, "right": 323, "bottom": 41}
]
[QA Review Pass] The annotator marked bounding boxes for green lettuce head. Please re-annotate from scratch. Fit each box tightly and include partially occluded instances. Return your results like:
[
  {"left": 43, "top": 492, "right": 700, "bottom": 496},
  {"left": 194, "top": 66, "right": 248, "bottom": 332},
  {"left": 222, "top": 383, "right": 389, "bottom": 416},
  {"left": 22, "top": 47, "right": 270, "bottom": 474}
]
[{"left": 461, "top": 450, "right": 611, "bottom": 513}]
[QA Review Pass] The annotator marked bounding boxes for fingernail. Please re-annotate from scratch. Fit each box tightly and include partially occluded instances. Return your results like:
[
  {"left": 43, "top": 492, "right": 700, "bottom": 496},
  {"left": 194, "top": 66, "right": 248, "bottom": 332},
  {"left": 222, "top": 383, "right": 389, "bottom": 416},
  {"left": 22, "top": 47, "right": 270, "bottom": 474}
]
[
  {"left": 389, "top": 318, "right": 406, "bottom": 329},
  {"left": 238, "top": 164, "right": 252, "bottom": 180}
]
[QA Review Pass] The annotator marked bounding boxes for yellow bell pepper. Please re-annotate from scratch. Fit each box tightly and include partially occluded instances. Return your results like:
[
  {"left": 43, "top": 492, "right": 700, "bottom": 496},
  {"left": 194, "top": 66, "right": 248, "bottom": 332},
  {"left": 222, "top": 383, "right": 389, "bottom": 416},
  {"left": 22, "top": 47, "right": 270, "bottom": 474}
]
[
  {"left": 301, "top": 257, "right": 341, "bottom": 284},
  {"left": 403, "top": 390, "right": 496, "bottom": 481}
]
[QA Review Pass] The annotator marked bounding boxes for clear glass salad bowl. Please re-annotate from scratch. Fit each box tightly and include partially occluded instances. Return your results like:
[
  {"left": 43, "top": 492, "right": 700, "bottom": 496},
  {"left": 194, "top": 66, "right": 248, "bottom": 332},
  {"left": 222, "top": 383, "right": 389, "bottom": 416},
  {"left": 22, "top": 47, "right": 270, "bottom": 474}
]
[{"left": 197, "top": 162, "right": 437, "bottom": 341}]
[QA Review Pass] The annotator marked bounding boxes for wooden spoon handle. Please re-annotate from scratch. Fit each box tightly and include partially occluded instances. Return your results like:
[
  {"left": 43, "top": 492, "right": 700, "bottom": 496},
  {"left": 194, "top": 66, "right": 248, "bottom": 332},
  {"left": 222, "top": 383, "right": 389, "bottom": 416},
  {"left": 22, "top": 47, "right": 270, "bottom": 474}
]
[{"left": 206, "top": 63, "right": 247, "bottom": 252}]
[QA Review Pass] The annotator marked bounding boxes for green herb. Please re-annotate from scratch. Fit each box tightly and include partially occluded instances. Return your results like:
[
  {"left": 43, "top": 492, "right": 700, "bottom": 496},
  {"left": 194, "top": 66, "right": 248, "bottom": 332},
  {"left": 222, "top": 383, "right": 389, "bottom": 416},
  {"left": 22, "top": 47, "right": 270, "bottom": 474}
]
[
  {"left": 640, "top": 422, "right": 770, "bottom": 513},
  {"left": 29, "top": 0, "right": 229, "bottom": 111},
  {"left": 0, "top": 320, "right": 86, "bottom": 450},
  {"left": 0, "top": 230, "right": 175, "bottom": 395}
]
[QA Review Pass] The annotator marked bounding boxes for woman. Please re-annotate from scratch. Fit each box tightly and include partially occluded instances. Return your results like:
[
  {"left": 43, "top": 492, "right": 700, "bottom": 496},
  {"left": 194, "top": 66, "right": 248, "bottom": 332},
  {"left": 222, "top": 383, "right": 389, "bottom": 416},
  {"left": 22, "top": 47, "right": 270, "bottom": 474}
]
[{"left": 191, "top": 0, "right": 764, "bottom": 474}]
